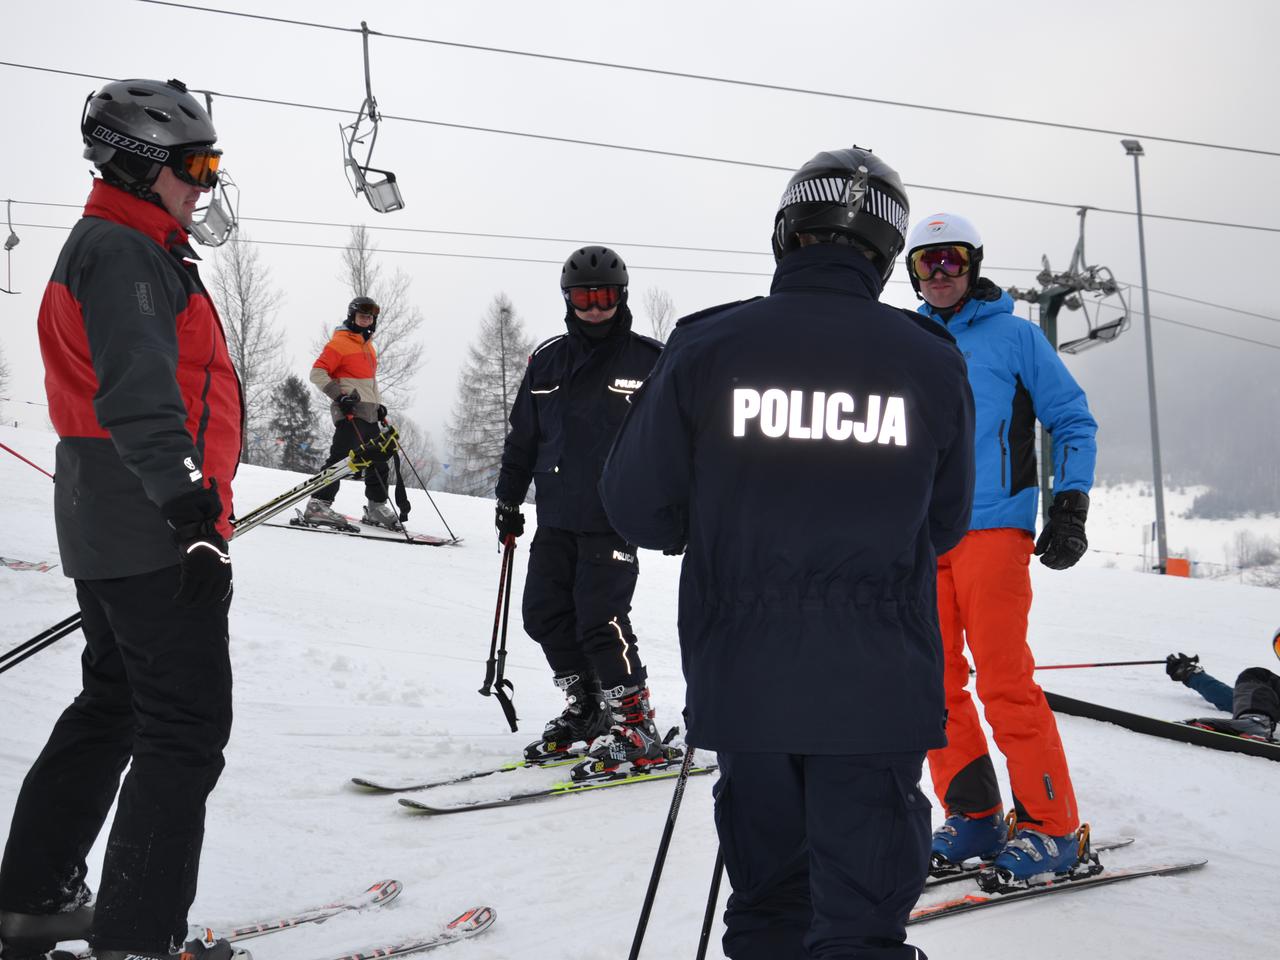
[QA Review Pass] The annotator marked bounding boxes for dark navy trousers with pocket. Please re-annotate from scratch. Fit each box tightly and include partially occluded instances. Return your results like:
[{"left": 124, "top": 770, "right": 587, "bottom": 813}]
[
  {"left": 521, "top": 526, "right": 646, "bottom": 692},
  {"left": 714, "top": 750, "right": 931, "bottom": 960}
]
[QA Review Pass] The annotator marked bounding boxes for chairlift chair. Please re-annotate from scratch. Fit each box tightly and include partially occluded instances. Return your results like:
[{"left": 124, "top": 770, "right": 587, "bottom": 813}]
[
  {"left": 2, "top": 199, "right": 19, "bottom": 295},
  {"left": 339, "top": 21, "right": 405, "bottom": 214},
  {"left": 189, "top": 171, "right": 240, "bottom": 247}
]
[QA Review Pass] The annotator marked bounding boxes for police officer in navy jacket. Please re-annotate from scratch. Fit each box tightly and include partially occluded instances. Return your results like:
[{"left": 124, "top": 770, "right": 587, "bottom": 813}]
[
  {"left": 496, "top": 246, "right": 669, "bottom": 781},
  {"left": 600, "top": 148, "right": 975, "bottom": 960}
]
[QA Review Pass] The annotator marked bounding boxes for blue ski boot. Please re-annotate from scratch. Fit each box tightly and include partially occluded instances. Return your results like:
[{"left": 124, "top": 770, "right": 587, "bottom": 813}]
[
  {"left": 930, "top": 811, "right": 1008, "bottom": 874},
  {"left": 978, "top": 824, "right": 1092, "bottom": 892}
]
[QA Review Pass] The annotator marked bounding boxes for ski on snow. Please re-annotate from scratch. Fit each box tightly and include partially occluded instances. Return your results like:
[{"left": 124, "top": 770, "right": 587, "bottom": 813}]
[
  {"left": 352, "top": 753, "right": 584, "bottom": 793},
  {"left": 318, "top": 906, "right": 495, "bottom": 960},
  {"left": 923, "top": 837, "right": 1135, "bottom": 890},
  {"left": 909, "top": 858, "right": 1206, "bottom": 924},
  {"left": 271, "top": 511, "right": 460, "bottom": 546},
  {"left": 217, "top": 879, "right": 403, "bottom": 941},
  {"left": 398, "top": 761, "right": 719, "bottom": 815}
]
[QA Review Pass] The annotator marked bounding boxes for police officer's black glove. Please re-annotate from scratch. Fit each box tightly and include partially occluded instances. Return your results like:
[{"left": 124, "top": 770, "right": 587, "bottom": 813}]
[
  {"left": 376, "top": 403, "right": 388, "bottom": 422},
  {"left": 662, "top": 542, "right": 686, "bottom": 557},
  {"left": 338, "top": 390, "right": 360, "bottom": 416},
  {"left": 1166, "top": 652, "right": 1203, "bottom": 684},
  {"left": 161, "top": 481, "right": 232, "bottom": 608},
  {"left": 1034, "top": 490, "right": 1089, "bottom": 570},
  {"left": 495, "top": 500, "right": 524, "bottom": 542}
]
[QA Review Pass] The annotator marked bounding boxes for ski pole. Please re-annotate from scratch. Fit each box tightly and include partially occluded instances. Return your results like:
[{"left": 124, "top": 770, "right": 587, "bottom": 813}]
[
  {"left": 1036, "top": 659, "right": 1168, "bottom": 670},
  {"left": 629, "top": 746, "right": 698, "bottom": 960},
  {"left": 383, "top": 418, "right": 459, "bottom": 543},
  {"left": 0, "top": 441, "right": 54, "bottom": 481},
  {"left": 0, "top": 614, "right": 81, "bottom": 676},
  {"left": 4, "top": 432, "right": 394, "bottom": 677},
  {"left": 695, "top": 847, "right": 724, "bottom": 960},
  {"left": 478, "top": 536, "right": 518, "bottom": 731}
]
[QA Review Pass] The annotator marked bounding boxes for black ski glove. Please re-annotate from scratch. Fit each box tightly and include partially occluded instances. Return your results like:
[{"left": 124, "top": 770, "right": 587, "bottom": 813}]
[
  {"left": 662, "top": 541, "right": 686, "bottom": 557},
  {"left": 1034, "top": 490, "right": 1089, "bottom": 570},
  {"left": 338, "top": 390, "right": 360, "bottom": 416},
  {"left": 495, "top": 500, "right": 525, "bottom": 542},
  {"left": 376, "top": 403, "right": 388, "bottom": 422},
  {"left": 161, "top": 481, "right": 232, "bottom": 608},
  {"left": 1166, "top": 652, "right": 1203, "bottom": 684}
]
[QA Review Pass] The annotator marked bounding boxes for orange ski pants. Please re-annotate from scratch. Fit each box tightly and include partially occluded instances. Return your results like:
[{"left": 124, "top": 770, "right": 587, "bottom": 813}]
[{"left": 926, "top": 528, "right": 1079, "bottom": 835}]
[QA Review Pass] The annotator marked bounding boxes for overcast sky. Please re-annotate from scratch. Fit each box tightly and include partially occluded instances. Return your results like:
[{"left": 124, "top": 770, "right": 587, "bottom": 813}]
[{"left": 2, "top": 0, "right": 1278, "bottom": 490}]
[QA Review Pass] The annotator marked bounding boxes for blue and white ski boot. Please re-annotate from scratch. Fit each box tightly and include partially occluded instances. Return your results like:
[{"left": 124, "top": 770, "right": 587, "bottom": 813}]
[
  {"left": 977, "top": 823, "right": 1099, "bottom": 892},
  {"left": 930, "top": 811, "right": 1008, "bottom": 874}
]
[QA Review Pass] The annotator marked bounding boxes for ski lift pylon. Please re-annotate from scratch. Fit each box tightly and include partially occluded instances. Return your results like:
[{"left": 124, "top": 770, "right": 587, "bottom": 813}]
[{"left": 340, "top": 22, "right": 404, "bottom": 214}]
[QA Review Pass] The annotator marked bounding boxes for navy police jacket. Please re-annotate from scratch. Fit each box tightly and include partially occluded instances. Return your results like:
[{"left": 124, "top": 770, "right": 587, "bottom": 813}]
[
  {"left": 497, "top": 304, "right": 663, "bottom": 533},
  {"left": 600, "top": 245, "right": 976, "bottom": 755}
]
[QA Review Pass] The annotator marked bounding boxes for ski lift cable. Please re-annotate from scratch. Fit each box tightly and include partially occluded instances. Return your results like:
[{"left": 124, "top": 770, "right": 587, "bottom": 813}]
[
  {"left": 131, "top": 0, "right": 1280, "bottom": 161},
  {"left": 3, "top": 60, "right": 1279, "bottom": 236}
]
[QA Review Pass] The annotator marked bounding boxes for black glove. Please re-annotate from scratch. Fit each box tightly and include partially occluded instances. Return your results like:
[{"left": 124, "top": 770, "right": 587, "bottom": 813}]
[
  {"left": 1034, "top": 490, "right": 1089, "bottom": 570},
  {"left": 338, "top": 390, "right": 360, "bottom": 416},
  {"left": 161, "top": 482, "right": 232, "bottom": 608},
  {"left": 495, "top": 500, "right": 525, "bottom": 542},
  {"left": 1166, "top": 652, "right": 1203, "bottom": 684},
  {"left": 662, "top": 542, "right": 686, "bottom": 557},
  {"left": 376, "top": 403, "right": 388, "bottom": 422}
]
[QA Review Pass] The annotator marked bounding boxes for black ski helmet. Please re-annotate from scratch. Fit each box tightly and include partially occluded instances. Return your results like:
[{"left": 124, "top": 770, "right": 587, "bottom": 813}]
[
  {"left": 81, "top": 78, "right": 218, "bottom": 190},
  {"left": 345, "top": 296, "right": 380, "bottom": 335},
  {"left": 771, "top": 146, "right": 909, "bottom": 282},
  {"left": 560, "top": 246, "right": 629, "bottom": 291}
]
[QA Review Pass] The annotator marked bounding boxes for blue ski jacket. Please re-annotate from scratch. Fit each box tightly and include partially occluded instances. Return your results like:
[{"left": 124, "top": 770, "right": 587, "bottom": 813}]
[
  {"left": 918, "top": 279, "right": 1097, "bottom": 534},
  {"left": 600, "top": 245, "right": 975, "bottom": 755}
]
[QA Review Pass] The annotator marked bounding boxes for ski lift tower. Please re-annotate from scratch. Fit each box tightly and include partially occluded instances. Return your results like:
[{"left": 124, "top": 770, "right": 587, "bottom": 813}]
[{"left": 1008, "top": 207, "right": 1130, "bottom": 526}]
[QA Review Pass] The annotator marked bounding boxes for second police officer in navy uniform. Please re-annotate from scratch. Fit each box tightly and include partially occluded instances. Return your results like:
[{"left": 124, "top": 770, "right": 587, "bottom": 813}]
[
  {"left": 495, "top": 246, "right": 672, "bottom": 783},
  {"left": 600, "top": 148, "right": 976, "bottom": 960}
]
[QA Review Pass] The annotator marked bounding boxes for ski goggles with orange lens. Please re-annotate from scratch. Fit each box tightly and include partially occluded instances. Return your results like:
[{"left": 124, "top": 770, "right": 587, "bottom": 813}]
[
  {"left": 173, "top": 147, "right": 222, "bottom": 189},
  {"left": 908, "top": 244, "right": 971, "bottom": 281},
  {"left": 564, "top": 286, "right": 622, "bottom": 311}
]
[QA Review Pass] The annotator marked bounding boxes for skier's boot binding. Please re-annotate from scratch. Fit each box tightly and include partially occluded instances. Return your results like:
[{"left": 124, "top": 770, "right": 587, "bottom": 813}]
[
  {"left": 1192, "top": 712, "right": 1277, "bottom": 740},
  {"left": 571, "top": 683, "right": 668, "bottom": 782},
  {"left": 362, "top": 499, "right": 401, "bottom": 531},
  {"left": 977, "top": 823, "right": 1096, "bottom": 892},
  {"left": 929, "top": 810, "right": 1008, "bottom": 874},
  {"left": 301, "top": 497, "right": 354, "bottom": 530},
  {"left": 0, "top": 903, "right": 93, "bottom": 960},
  {"left": 98, "top": 929, "right": 251, "bottom": 960},
  {"left": 524, "top": 671, "right": 608, "bottom": 763}
]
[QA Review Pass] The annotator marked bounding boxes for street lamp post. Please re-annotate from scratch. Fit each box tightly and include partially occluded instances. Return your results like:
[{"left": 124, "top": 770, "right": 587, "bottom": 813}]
[{"left": 1121, "top": 138, "right": 1169, "bottom": 574}]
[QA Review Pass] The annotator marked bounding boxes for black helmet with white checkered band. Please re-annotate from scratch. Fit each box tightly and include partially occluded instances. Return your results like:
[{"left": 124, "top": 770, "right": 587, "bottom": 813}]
[{"left": 771, "top": 146, "right": 909, "bottom": 282}]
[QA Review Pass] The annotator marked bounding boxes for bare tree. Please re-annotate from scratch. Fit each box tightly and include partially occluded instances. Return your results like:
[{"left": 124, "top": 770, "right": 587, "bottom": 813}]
[
  {"left": 331, "top": 224, "right": 426, "bottom": 409},
  {"left": 0, "top": 344, "right": 10, "bottom": 414},
  {"left": 640, "top": 286, "right": 676, "bottom": 341},
  {"left": 445, "top": 294, "right": 532, "bottom": 496},
  {"left": 209, "top": 234, "right": 286, "bottom": 464}
]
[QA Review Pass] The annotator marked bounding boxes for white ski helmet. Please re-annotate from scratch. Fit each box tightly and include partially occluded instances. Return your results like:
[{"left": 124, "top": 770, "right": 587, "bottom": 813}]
[{"left": 905, "top": 212, "right": 984, "bottom": 297}]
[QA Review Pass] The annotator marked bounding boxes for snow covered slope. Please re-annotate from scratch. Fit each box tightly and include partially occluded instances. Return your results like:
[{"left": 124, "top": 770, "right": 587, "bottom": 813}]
[{"left": 2, "top": 425, "right": 1277, "bottom": 960}]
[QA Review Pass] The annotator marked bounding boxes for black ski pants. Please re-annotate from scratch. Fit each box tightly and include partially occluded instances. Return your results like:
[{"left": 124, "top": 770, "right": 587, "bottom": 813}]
[
  {"left": 1234, "top": 667, "right": 1280, "bottom": 721},
  {"left": 713, "top": 750, "right": 931, "bottom": 960},
  {"left": 0, "top": 566, "right": 232, "bottom": 954},
  {"left": 314, "top": 417, "right": 390, "bottom": 504},
  {"left": 521, "top": 526, "right": 646, "bottom": 693}
]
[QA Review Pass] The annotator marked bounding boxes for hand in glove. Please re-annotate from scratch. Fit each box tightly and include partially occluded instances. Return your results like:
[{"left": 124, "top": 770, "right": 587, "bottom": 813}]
[
  {"left": 1165, "top": 652, "right": 1203, "bottom": 684},
  {"left": 376, "top": 403, "right": 388, "bottom": 422},
  {"left": 495, "top": 500, "right": 525, "bottom": 542},
  {"left": 662, "top": 541, "right": 687, "bottom": 557},
  {"left": 338, "top": 390, "right": 361, "bottom": 416},
  {"left": 161, "top": 481, "right": 232, "bottom": 607},
  {"left": 1034, "top": 490, "right": 1089, "bottom": 570}
]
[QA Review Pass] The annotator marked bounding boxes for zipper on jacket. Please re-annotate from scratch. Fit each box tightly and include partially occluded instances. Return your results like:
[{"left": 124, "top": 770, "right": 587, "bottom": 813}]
[{"left": 998, "top": 418, "right": 1007, "bottom": 489}]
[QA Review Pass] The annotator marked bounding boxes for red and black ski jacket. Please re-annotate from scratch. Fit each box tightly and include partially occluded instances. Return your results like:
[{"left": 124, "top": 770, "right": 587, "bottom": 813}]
[{"left": 38, "top": 179, "right": 243, "bottom": 580}]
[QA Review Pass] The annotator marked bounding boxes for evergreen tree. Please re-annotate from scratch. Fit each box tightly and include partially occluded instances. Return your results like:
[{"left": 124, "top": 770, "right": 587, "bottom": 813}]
[
  {"left": 445, "top": 294, "right": 532, "bottom": 496},
  {"left": 269, "top": 374, "right": 324, "bottom": 473}
]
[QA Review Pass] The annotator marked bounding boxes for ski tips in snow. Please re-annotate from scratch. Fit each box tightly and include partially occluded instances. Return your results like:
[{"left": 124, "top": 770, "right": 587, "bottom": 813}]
[{"left": 323, "top": 906, "right": 496, "bottom": 960}]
